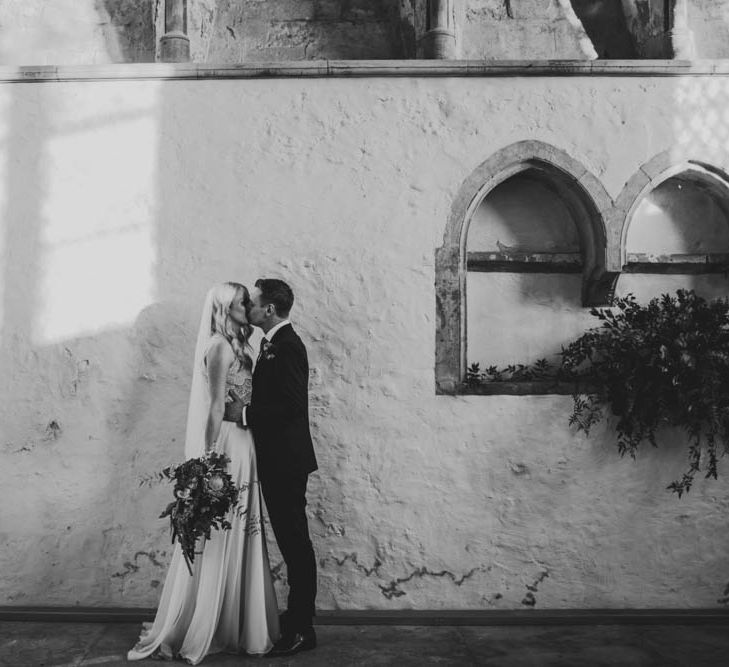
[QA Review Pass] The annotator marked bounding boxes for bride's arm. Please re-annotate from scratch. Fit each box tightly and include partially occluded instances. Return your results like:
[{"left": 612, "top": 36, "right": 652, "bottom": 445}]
[{"left": 204, "top": 337, "right": 235, "bottom": 453}]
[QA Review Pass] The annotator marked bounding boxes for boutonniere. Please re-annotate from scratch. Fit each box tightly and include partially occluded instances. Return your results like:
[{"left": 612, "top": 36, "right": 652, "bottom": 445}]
[{"left": 261, "top": 340, "right": 277, "bottom": 361}]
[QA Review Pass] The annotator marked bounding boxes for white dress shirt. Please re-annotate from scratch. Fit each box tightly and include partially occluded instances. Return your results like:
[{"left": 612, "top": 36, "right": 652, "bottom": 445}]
[{"left": 262, "top": 319, "right": 291, "bottom": 344}]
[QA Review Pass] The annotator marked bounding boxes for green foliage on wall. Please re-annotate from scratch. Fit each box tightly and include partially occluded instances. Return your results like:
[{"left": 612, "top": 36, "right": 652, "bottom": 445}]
[{"left": 473, "top": 289, "right": 729, "bottom": 496}]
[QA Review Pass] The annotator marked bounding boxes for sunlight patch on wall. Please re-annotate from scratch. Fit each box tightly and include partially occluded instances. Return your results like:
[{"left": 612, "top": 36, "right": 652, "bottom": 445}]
[
  {"left": 0, "top": 0, "right": 121, "bottom": 65},
  {"left": 673, "top": 76, "right": 729, "bottom": 163},
  {"left": 35, "top": 87, "right": 160, "bottom": 345}
]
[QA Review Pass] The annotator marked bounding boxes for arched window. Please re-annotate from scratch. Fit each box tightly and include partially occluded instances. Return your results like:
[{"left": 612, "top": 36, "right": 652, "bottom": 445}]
[
  {"left": 435, "top": 141, "right": 611, "bottom": 394},
  {"left": 618, "top": 159, "right": 729, "bottom": 302}
]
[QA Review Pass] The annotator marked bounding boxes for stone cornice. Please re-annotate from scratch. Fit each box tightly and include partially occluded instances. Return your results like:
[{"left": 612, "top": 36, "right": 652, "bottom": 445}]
[{"left": 2, "top": 60, "right": 729, "bottom": 83}]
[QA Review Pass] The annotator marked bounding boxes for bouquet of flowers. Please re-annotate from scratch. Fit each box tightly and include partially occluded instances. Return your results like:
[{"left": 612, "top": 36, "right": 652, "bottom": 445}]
[{"left": 149, "top": 452, "right": 242, "bottom": 575}]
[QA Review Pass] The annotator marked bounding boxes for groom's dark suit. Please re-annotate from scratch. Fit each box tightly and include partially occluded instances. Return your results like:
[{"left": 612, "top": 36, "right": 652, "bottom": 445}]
[{"left": 246, "top": 323, "right": 317, "bottom": 633}]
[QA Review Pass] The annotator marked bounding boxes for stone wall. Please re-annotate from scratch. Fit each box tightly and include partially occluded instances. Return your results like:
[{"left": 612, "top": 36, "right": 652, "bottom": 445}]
[
  {"left": 3, "top": 0, "right": 729, "bottom": 62},
  {"left": 677, "top": 0, "right": 729, "bottom": 59},
  {"left": 459, "top": 0, "right": 596, "bottom": 59},
  {"left": 561, "top": 0, "right": 729, "bottom": 59},
  {"left": 570, "top": 1, "right": 673, "bottom": 58},
  {"left": 622, "top": 0, "right": 671, "bottom": 57},
  {"left": 188, "top": 0, "right": 419, "bottom": 62},
  {"left": 1, "top": 69, "right": 728, "bottom": 610}
]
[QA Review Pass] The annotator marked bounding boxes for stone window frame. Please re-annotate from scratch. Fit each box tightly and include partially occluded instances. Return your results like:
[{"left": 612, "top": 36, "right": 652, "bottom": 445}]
[
  {"left": 435, "top": 144, "right": 729, "bottom": 396},
  {"left": 435, "top": 140, "right": 612, "bottom": 395},
  {"left": 613, "top": 151, "right": 729, "bottom": 275}
]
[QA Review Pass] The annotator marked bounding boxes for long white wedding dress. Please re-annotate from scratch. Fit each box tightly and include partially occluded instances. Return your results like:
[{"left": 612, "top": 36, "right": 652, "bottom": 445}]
[{"left": 128, "top": 331, "right": 279, "bottom": 663}]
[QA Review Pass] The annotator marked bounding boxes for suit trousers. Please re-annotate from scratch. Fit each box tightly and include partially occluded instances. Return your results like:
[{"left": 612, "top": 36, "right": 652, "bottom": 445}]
[{"left": 261, "top": 471, "right": 317, "bottom": 632}]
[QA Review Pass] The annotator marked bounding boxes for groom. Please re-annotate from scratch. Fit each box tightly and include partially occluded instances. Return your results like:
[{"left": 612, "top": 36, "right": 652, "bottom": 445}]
[{"left": 224, "top": 278, "right": 318, "bottom": 657}]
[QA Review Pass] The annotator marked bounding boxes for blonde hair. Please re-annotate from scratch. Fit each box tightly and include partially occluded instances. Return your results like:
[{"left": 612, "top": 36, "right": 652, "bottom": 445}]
[{"left": 209, "top": 282, "right": 253, "bottom": 369}]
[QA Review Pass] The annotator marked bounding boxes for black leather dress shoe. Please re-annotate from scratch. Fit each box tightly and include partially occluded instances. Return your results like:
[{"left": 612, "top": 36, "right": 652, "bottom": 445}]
[{"left": 268, "top": 629, "right": 317, "bottom": 657}]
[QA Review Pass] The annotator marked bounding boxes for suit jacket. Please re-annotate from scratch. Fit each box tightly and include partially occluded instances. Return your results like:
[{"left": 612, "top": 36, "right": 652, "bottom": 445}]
[{"left": 247, "top": 323, "right": 318, "bottom": 479}]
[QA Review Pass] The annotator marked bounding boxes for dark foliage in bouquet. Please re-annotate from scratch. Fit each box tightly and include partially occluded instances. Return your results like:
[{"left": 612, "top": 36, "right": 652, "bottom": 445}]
[
  {"left": 143, "top": 452, "right": 241, "bottom": 574},
  {"left": 559, "top": 289, "right": 729, "bottom": 497}
]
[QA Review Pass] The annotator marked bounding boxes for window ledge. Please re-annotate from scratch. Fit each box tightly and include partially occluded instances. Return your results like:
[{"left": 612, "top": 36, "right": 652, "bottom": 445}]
[
  {"left": 453, "top": 380, "right": 598, "bottom": 396},
  {"left": 467, "top": 251, "right": 583, "bottom": 273},
  {"left": 624, "top": 252, "right": 729, "bottom": 274}
]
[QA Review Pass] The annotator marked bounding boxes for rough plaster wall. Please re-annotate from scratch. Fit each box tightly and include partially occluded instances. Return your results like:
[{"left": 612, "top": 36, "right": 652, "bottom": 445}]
[
  {"left": 0, "top": 0, "right": 156, "bottom": 64},
  {"left": 459, "top": 0, "right": 596, "bottom": 59},
  {"left": 1, "top": 75, "right": 729, "bottom": 610},
  {"left": 187, "top": 0, "right": 416, "bottom": 62}
]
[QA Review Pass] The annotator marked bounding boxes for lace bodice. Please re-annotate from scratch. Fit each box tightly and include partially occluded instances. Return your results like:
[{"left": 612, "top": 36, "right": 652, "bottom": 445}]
[
  {"left": 226, "top": 359, "right": 252, "bottom": 404},
  {"left": 204, "top": 335, "right": 253, "bottom": 404}
]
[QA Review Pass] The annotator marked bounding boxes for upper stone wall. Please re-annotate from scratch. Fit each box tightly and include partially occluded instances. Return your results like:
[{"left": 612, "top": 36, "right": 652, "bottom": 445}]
[
  {"left": 188, "top": 0, "right": 418, "bottom": 62},
  {"left": 569, "top": 0, "right": 729, "bottom": 59},
  {"left": 622, "top": 0, "right": 671, "bottom": 58},
  {"left": 458, "top": 0, "right": 596, "bottom": 60},
  {"left": 2, "top": 2, "right": 729, "bottom": 65},
  {"left": 676, "top": 0, "right": 729, "bottom": 59}
]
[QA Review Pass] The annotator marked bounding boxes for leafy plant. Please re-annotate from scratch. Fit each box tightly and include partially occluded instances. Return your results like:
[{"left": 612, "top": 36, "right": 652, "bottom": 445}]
[
  {"left": 468, "top": 289, "right": 729, "bottom": 496},
  {"left": 559, "top": 289, "right": 729, "bottom": 496},
  {"left": 466, "top": 358, "right": 554, "bottom": 385}
]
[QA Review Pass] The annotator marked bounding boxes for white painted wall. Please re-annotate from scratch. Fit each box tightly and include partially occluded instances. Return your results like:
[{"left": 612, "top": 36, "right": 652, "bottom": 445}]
[{"left": 1, "top": 73, "right": 728, "bottom": 610}]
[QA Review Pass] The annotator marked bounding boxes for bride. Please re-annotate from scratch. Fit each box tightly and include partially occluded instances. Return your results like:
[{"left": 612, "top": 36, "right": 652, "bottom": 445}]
[{"left": 128, "top": 282, "right": 280, "bottom": 663}]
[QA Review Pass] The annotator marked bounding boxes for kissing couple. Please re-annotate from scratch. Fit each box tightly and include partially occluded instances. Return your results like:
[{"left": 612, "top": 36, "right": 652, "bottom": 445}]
[{"left": 128, "top": 278, "right": 318, "bottom": 663}]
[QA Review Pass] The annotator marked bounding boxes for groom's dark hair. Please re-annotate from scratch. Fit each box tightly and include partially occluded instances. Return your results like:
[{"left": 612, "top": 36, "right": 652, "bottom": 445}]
[{"left": 255, "top": 278, "right": 294, "bottom": 317}]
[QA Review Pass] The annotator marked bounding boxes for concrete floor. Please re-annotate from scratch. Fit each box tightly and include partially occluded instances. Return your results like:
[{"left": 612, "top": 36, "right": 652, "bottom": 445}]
[{"left": 1, "top": 622, "right": 728, "bottom": 667}]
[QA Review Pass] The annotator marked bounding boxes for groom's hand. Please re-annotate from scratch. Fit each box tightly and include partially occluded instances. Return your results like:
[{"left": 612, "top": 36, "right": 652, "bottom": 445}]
[{"left": 223, "top": 390, "right": 246, "bottom": 426}]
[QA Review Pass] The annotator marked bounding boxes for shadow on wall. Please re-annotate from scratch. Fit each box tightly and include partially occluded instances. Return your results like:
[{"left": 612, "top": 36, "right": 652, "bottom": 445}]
[
  {"left": 570, "top": 0, "right": 674, "bottom": 58},
  {"left": 570, "top": 0, "right": 638, "bottom": 58},
  {"left": 0, "top": 74, "right": 171, "bottom": 604}
]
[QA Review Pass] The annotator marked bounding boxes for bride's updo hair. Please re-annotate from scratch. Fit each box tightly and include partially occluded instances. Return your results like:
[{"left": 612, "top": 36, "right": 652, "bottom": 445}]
[{"left": 209, "top": 281, "right": 253, "bottom": 370}]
